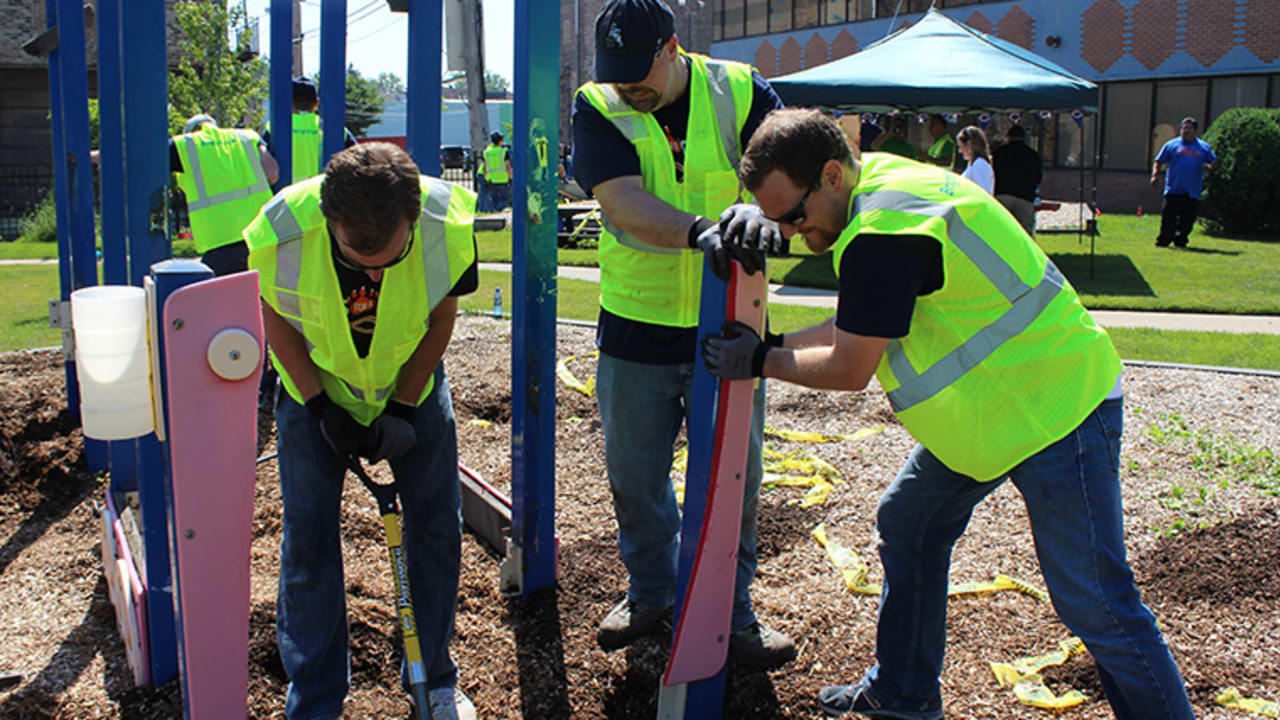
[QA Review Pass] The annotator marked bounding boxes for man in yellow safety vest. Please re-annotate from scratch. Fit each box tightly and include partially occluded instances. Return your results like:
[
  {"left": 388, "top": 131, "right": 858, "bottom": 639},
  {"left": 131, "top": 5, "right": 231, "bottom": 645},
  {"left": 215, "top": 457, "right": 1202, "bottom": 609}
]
[
  {"left": 263, "top": 76, "right": 357, "bottom": 183},
  {"left": 171, "top": 114, "right": 279, "bottom": 275},
  {"left": 570, "top": 0, "right": 795, "bottom": 670},
  {"left": 244, "top": 142, "right": 478, "bottom": 720},
  {"left": 702, "top": 108, "right": 1194, "bottom": 720},
  {"left": 480, "top": 131, "right": 512, "bottom": 211}
]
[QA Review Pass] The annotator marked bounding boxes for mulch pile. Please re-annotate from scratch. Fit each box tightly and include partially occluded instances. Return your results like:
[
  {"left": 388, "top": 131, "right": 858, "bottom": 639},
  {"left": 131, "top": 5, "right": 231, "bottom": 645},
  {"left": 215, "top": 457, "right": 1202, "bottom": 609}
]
[{"left": 1, "top": 317, "right": 1277, "bottom": 719}]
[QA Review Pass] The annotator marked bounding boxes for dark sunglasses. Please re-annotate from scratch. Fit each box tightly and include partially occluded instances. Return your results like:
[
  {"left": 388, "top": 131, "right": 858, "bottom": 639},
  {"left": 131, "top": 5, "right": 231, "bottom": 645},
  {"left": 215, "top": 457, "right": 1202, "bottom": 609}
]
[
  {"left": 764, "top": 183, "right": 816, "bottom": 226},
  {"left": 330, "top": 225, "right": 415, "bottom": 272}
]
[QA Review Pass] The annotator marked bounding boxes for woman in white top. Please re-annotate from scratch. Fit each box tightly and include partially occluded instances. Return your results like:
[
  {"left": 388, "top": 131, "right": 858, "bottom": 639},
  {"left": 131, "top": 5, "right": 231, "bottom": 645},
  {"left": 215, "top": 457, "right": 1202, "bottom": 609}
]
[{"left": 957, "top": 125, "right": 995, "bottom": 194}]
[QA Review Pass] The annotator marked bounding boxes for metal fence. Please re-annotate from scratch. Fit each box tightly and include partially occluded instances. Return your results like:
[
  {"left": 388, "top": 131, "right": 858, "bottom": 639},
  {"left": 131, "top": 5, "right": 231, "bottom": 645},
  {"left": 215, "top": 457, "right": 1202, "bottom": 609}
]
[{"left": 0, "top": 167, "right": 54, "bottom": 241}]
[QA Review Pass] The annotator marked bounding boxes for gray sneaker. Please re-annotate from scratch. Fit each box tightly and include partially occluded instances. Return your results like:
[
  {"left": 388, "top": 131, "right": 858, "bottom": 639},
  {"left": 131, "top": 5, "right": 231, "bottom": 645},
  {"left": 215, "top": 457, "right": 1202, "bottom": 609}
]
[
  {"left": 425, "top": 687, "right": 475, "bottom": 720},
  {"left": 596, "top": 599, "right": 673, "bottom": 651},
  {"left": 729, "top": 621, "right": 796, "bottom": 671}
]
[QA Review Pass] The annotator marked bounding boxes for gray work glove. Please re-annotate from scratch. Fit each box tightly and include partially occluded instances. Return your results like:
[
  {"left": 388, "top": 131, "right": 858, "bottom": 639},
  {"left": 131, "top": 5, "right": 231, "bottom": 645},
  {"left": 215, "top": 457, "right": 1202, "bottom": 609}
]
[
  {"left": 719, "top": 203, "right": 786, "bottom": 257},
  {"left": 306, "top": 393, "right": 366, "bottom": 458},
  {"left": 690, "top": 217, "right": 763, "bottom": 281},
  {"left": 363, "top": 401, "right": 418, "bottom": 462},
  {"left": 701, "top": 321, "right": 769, "bottom": 380}
]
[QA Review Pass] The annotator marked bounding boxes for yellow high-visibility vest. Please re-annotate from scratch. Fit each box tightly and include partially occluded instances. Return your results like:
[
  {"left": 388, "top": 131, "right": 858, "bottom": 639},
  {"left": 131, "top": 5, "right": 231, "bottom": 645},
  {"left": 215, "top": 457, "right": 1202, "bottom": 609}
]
[
  {"left": 483, "top": 144, "right": 509, "bottom": 183},
  {"left": 172, "top": 125, "right": 272, "bottom": 253},
  {"left": 245, "top": 175, "right": 477, "bottom": 425},
  {"left": 832, "top": 153, "right": 1121, "bottom": 480},
  {"left": 576, "top": 52, "right": 754, "bottom": 327}
]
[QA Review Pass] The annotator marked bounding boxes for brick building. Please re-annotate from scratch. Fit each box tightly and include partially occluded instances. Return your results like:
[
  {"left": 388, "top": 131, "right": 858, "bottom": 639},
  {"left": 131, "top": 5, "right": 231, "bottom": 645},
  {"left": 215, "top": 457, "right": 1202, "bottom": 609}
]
[{"left": 703, "top": 0, "right": 1280, "bottom": 211}]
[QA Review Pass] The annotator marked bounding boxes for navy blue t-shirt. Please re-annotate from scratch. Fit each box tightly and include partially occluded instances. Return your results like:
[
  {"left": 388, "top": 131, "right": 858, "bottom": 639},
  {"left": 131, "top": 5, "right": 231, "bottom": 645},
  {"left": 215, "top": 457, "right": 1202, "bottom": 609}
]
[{"left": 571, "top": 59, "right": 784, "bottom": 364}]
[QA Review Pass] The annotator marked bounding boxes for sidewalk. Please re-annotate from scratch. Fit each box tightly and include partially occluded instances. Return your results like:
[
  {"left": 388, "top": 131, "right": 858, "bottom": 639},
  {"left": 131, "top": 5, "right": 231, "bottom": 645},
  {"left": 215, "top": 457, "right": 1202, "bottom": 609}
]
[{"left": 481, "top": 262, "right": 1280, "bottom": 336}]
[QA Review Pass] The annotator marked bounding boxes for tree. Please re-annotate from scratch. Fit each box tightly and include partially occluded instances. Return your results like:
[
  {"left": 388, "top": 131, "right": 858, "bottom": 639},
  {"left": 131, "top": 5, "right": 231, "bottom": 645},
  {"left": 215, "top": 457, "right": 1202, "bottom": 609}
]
[
  {"left": 167, "top": 1, "right": 267, "bottom": 135},
  {"left": 1201, "top": 108, "right": 1280, "bottom": 236},
  {"left": 376, "top": 72, "right": 405, "bottom": 98},
  {"left": 342, "top": 66, "right": 386, "bottom": 138},
  {"left": 447, "top": 70, "right": 511, "bottom": 98}
]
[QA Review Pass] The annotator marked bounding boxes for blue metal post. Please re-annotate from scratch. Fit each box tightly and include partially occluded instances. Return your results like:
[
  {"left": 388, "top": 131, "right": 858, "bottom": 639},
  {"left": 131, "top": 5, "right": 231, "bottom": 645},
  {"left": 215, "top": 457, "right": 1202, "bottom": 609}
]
[
  {"left": 44, "top": 0, "right": 77, "bottom": 423},
  {"left": 319, "top": 0, "right": 347, "bottom": 169},
  {"left": 668, "top": 266, "right": 731, "bottom": 716},
  {"left": 270, "top": 0, "right": 294, "bottom": 189},
  {"left": 405, "top": 0, "right": 441, "bottom": 176},
  {"left": 120, "top": 0, "right": 175, "bottom": 683},
  {"left": 511, "top": 0, "right": 560, "bottom": 594},
  {"left": 56, "top": 0, "right": 108, "bottom": 473},
  {"left": 96, "top": 0, "right": 137, "bottom": 492}
]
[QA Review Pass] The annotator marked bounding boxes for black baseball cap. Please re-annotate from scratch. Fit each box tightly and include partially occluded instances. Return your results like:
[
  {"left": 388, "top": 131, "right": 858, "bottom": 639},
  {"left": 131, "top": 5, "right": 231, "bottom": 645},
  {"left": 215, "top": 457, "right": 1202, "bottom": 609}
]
[
  {"left": 292, "top": 76, "right": 318, "bottom": 101},
  {"left": 594, "top": 0, "right": 676, "bottom": 84}
]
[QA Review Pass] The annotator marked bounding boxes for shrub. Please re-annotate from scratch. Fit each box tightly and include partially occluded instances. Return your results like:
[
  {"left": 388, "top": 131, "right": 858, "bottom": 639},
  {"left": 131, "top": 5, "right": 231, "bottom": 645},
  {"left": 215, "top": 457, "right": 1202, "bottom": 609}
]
[
  {"left": 16, "top": 190, "right": 58, "bottom": 243},
  {"left": 1200, "top": 108, "right": 1280, "bottom": 236}
]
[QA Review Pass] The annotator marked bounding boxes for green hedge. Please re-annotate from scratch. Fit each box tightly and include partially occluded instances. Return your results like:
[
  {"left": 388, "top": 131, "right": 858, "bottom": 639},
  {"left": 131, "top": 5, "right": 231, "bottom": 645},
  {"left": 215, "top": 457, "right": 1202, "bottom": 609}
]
[{"left": 1201, "top": 108, "right": 1280, "bottom": 236}]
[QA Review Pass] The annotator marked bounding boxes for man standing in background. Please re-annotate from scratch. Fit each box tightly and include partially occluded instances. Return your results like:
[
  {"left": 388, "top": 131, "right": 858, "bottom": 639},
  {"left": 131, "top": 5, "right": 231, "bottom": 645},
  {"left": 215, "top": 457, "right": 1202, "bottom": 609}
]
[{"left": 1151, "top": 116, "right": 1218, "bottom": 248}]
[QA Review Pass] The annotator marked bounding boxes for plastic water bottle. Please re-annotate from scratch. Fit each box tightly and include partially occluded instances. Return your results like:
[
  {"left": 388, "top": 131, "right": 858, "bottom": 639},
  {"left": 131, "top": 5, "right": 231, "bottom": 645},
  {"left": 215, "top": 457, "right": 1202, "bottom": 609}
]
[{"left": 492, "top": 288, "right": 502, "bottom": 318}]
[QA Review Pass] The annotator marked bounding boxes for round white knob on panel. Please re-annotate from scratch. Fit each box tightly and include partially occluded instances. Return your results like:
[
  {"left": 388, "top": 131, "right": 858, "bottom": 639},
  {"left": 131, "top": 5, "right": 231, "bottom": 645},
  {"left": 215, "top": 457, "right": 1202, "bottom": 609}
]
[{"left": 206, "top": 328, "right": 261, "bottom": 381}]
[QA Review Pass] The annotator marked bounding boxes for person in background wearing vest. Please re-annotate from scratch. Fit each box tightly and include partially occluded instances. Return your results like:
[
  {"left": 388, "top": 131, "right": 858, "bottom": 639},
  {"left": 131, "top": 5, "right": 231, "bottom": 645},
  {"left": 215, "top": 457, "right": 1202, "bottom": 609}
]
[
  {"left": 703, "top": 109, "right": 1194, "bottom": 720},
  {"left": 263, "top": 76, "right": 358, "bottom": 184},
  {"left": 992, "top": 124, "right": 1042, "bottom": 236},
  {"left": 480, "top": 131, "right": 512, "bottom": 212},
  {"left": 172, "top": 114, "right": 279, "bottom": 276},
  {"left": 924, "top": 114, "right": 955, "bottom": 170},
  {"left": 1151, "top": 116, "right": 1218, "bottom": 248},
  {"left": 571, "top": 0, "right": 796, "bottom": 671},
  {"left": 244, "top": 143, "right": 479, "bottom": 720}
]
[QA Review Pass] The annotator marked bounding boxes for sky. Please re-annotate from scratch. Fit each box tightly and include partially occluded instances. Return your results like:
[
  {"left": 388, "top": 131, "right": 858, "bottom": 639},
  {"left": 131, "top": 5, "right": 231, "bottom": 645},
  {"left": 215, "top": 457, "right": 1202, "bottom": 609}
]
[{"left": 240, "top": 0, "right": 514, "bottom": 84}]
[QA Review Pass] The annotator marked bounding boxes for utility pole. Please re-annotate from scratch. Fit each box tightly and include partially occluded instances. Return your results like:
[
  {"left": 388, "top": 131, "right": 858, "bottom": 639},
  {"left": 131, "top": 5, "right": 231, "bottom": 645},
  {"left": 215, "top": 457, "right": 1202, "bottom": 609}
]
[
  {"left": 461, "top": 1, "right": 489, "bottom": 157},
  {"left": 292, "top": 0, "right": 302, "bottom": 76}
]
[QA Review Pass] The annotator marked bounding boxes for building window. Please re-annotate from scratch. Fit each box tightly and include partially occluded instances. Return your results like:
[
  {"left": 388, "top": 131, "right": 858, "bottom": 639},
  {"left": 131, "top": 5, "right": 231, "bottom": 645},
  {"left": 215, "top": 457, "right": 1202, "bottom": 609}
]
[
  {"left": 1271, "top": 74, "right": 1280, "bottom": 108},
  {"left": 724, "top": 0, "right": 745, "bottom": 39},
  {"left": 1055, "top": 112, "right": 1097, "bottom": 168},
  {"left": 1152, "top": 79, "right": 1208, "bottom": 156},
  {"left": 770, "top": 0, "right": 793, "bottom": 32},
  {"left": 1101, "top": 81, "right": 1152, "bottom": 170},
  {"left": 796, "top": 0, "right": 820, "bottom": 28},
  {"left": 823, "top": 0, "right": 848, "bottom": 24},
  {"left": 1209, "top": 75, "right": 1268, "bottom": 127},
  {"left": 746, "top": 0, "right": 769, "bottom": 36}
]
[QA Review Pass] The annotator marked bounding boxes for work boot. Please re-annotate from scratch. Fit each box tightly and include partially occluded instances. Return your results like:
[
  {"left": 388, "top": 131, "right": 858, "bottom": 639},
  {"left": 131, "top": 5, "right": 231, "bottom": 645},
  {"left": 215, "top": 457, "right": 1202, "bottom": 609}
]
[
  {"left": 817, "top": 679, "right": 942, "bottom": 719},
  {"left": 729, "top": 620, "right": 797, "bottom": 671},
  {"left": 596, "top": 599, "right": 672, "bottom": 651},
  {"left": 414, "top": 686, "right": 474, "bottom": 720}
]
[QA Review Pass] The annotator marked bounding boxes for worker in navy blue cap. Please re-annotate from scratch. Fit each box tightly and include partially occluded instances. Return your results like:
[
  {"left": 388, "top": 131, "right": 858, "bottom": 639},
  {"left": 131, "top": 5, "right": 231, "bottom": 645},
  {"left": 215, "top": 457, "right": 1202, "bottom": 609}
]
[
  {"left": 571, "top": 0, "right": 795, "bottom": 671},
  {"left": 263, "top": 75, "right": 356, "bottom": 182}
]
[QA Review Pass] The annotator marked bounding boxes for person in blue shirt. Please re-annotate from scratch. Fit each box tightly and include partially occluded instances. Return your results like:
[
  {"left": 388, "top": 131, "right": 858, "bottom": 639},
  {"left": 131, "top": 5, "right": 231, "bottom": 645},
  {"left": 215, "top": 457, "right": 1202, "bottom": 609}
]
[{"left": 1150, "top": 117, "right": 1218, "bottom": 248}]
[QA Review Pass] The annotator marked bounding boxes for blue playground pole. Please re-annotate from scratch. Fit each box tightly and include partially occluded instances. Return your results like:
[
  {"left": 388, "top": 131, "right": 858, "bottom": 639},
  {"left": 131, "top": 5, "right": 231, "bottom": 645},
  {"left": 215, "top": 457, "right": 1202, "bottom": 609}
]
[
  {"left": 44, "top": 0, "right": 75, "bottom": 428},
  {"left": 405, "top": 0, "right": 441, "bottom": 176},
  {"left": 511, "top": 0, "right": 560, "bottom": 594},
  {"left": 270, "top": 0, "right": 293, "bottom": 190},
  {"left": 120, "top": 0, "right": 175, "bottom": 684},
  {"left": 319, "top": 0, "right": 347, "bottom": 169}
]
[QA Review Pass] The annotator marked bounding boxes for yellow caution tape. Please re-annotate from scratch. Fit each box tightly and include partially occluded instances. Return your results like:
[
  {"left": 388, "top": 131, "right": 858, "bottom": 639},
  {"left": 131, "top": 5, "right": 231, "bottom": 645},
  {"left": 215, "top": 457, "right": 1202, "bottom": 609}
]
[
  {"left": 467, "top": 419, "right": 493, "bottom": 427},
  {"left": 811, "top": 524, "right": 882, "bottom": 596},
  {"left": 555, "top": 351, "right": 599, "bottom": 397},
  {"left": 1217, "top": 688, "right": 1279, "bottom": 717},
  {"left": 765, "top": 424, "right": 886, "bottom": 444},
  {"left": 949, "top": 574, "right": 1050, "bottom": 603},
  {"left": 990, "top": 637, "right": 1089, "bottom": 710},
  {"left": 789, "top": 481, "right": 834, "bottom": 508}
]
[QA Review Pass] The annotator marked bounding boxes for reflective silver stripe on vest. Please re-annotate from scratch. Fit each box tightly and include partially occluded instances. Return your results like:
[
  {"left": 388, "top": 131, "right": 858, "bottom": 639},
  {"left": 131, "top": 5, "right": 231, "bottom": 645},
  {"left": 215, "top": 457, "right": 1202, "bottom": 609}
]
[
  {"left": 339, "top": 378, "right": 389, "bottom": 402},
  {"left": 263, "top": 194, "right": 313, "bottom": 350},
  {"left": 848, "top": 190, "right": 1067, "bottom": 412},
  {"left": 419, "top": 178, "right": 456, "bottom": 315},
  {"left": 701, "top": 59, "right": 742, "bottom": 171},
  {"left": 182, "top": 131, "right": 272, "bottom": 212}
]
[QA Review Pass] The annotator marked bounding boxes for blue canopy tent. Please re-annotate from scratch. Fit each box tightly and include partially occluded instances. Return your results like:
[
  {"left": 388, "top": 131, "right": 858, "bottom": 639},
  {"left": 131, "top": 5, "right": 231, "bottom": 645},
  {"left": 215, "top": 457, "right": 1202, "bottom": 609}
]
[
  {"left": 768, "top": 9, "right": 1098, "bottom": 113},
  {"left": 770, "top": 9, "right": 1100, "bottom": 269}
]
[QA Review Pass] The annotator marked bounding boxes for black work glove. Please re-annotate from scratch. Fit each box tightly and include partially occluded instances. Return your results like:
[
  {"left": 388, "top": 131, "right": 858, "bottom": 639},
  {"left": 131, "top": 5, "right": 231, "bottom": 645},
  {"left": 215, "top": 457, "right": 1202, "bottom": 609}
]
[
  {"left": 701, "top": 321, "right": 769, "bottom": 380},
  {"left": 719, "top": 203, "right": 786, "bottom": 257},
  {"left": 363, "top": 400, "right": 418, "bottom": 462},
  {"left": 689, "top": 217, "right": 763, "bottom": 281},
  {"left": 306, "top": 393, "right": 365, "bottom": 459}
]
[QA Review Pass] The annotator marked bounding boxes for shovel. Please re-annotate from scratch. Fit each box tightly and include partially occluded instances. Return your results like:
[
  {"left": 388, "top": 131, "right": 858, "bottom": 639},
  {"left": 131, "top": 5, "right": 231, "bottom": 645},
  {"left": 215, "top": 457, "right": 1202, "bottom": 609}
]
[{"left": 346, "top": 456, "right": 431, "bottom": 717}]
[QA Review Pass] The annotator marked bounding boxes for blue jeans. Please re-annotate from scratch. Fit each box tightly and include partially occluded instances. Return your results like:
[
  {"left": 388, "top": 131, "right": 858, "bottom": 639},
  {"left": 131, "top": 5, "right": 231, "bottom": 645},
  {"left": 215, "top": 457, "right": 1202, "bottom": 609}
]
[
  {"left": 274, "top": 370, "right": 462, "bottom": 719},
  {"left": 596, "top": 353, "right": 766, "bottom": 631},
  {"left": 864, "top": 398, "right": 1193, "bottom": 719}
]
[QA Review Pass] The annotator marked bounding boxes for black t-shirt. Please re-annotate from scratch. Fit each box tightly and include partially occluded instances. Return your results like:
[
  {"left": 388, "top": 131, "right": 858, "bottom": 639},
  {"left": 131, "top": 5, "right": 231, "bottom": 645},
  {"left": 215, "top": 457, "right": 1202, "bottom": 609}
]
[
  {"left": 835, "top": 233, "right": 943, "bottom": 339},
  {"left": 332, "top": 230, "right": 479, "bottom": 358},
  {"left": 571, "top": 59, "right": 785, "bottom": 364},
  {"left": 992, "top": 140, "right": 1043, "bottom": 202}
]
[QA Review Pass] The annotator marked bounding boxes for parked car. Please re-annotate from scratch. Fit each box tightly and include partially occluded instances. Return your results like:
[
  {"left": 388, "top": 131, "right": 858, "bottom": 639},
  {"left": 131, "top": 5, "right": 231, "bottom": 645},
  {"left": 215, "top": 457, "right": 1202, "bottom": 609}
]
[{"left": 440, "top": 145, "right": 470, "bottom": 170}]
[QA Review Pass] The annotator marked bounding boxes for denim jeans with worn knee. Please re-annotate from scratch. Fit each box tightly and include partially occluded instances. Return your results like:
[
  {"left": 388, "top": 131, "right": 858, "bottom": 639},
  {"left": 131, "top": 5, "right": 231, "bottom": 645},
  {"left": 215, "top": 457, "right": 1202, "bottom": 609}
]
[
  {"left": 596, "top": 352, "right": 765, "bottom": 631},
  {"left": 865, "top": 398, "right": 1193, "bottom": 719},
  {"left": 274, "top": 369, "right": 462, "bottom": 719}
]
